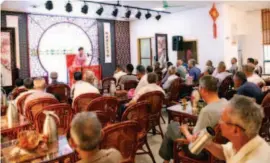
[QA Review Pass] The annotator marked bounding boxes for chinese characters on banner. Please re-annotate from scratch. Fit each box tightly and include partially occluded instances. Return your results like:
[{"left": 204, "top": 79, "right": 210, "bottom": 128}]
[{"left": 104, "top": 23, "right": 112, "bottom": 63}]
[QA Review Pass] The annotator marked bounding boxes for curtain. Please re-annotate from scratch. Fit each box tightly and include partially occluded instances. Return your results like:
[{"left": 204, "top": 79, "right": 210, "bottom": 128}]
[{"left": 262, "top": 9, "right": 270, "bottom": 45}]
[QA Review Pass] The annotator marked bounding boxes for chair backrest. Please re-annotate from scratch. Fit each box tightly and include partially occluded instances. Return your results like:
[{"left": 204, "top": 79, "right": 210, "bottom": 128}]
[
  {"left": 46, "top": 84, "right": 71, "bottom": 103},
  {"left": 87, "top": 96, "right": 118, "bottom": 123},
  {"left": 218, "top": 75, "right": 233, "bottom": 98},
  {"left": 17, "top": 93, "right": 32, "bottom": 114},
  {"left": 94, "top": 111, "right": 112, "bottom": 128},
  {"left": 124, "top": 80, "right": 138, "bottom": 91},
  {"left": 122, "top": 101, "right": 150, "bottom": 135},
  {"left": 34, "top": 103, "right": 73, "bottom": 135},
  {"left": 73, "top": 93, "right": 101, "bottom": 113},
  {"left": 262, "top": 93, "right": 270, "bottom": 118},
  {"left": 102, "top": 77, "right": 116, "bottom": 92},
  {"left": 170, "top": 111, "right": 198, "bottom": 127},
  {"left": 25, "top": 98, "right": 59, "bottom": 121},
  {"left": 138, "top": 91, "right": 165, "bottom": 116},
  {"left": 100, "top": 121, "right": 139, "bottom": 163},
  {"left": 10, "top": 88, "right": 28, "bottom": 100},
  {"left": 167, "top": 78, "right": 182, "bottom": 102}
]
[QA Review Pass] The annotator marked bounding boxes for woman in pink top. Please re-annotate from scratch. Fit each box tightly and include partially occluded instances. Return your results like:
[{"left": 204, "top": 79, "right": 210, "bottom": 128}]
[{"left": 73, "top": 47, "right": 86, "bottom": 67}]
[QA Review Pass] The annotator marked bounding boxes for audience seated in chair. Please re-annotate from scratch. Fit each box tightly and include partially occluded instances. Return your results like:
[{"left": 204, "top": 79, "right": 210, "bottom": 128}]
[
  {"left": 24, "top": 77, "right": 56, "bottom": 115},
  {"left": 118, "top": 64, "right": 138, "bottom": 86},
  {"left": 9, "top": 78, "right": 26, "bottom": 99},
  {"left": 69, "top": 112, "right": 122, "bottom": 163},
  {"left": 84, "top": 70, "right": 98, "bottom": 86},
  {"left": 228, "top": 57, "right": 238, "bottom": 75},
  {"left": 71, "top": 71, "right": 99, "bottom": 100},
  {"left": 176, "top": 59, "right": 187, "bottom": 80},
  {"left": 134, "top": 65, "right": 148, "bottom": 95},
  {"left": 188, "top": 59, "right": 201, "bottom": 83},
  {"left": 204, "top": 95, "right": 270, "bottom": 163},
  {"left": 113, "top": 65, "right": 127, "bottom": 85},
  {"left": 159, "top": 75, "right": 227, "bottom": 163},
  {"left": 163, "top": 66, "right": 178, "bottom": 90},
  {"left": 213, "top": 61, "right": 231, "bottom": 87},
  {"left": 50, "top": 71, "right": 64, "bottom": 85},
  {"left": 254, "top": 59, "right": 263, "bottom": 77},
  {"left": 242, "top": 64, "right": 265, "bottom": 86},
  {"left": 162, "top": 62, "right": 173, "bottom": 84},
  {"left": 205, "top": 60, "right": 215, "bottom": 75},
  {"left": 233, "top": 71, "right": 263, "bottom": 104},
  {"left": 146, "top": 65, "right": 153, "bottom": 73}
]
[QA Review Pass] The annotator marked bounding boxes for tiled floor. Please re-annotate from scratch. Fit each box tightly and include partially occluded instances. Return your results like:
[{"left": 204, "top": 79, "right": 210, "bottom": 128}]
[{"left": 135, "top": 109, "right": 169, "bottom": 163}]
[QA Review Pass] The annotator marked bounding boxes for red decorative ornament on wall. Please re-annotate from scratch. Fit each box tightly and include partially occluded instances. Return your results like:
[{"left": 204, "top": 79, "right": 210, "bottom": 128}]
[{"left": 209, "top": 3, "right": 219, "bottom": 39}]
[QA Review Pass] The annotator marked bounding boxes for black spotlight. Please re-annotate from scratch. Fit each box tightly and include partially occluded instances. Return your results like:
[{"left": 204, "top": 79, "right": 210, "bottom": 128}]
[
  {"left": 96, "top": 6, "right": 104, "bottom": 16},
  {"left": 45, "top": 0, "right": 53, "bottom": 10},
  {"left": 81, "top": 3, "right": 88, "bottom": 14},
  {"left": 135, "top": 10, "right": 141, "bottom": 19},
  {"left": 65, "top": 1, "right": 72, "bottom": 13},
  {"left": 112, "top": 7, "right": 118, "bottom": 17},
  {"left": 156, "top": 14, "right": 161, "bottom": 20},
  {"left": 145, "top": 11, "right": 151, "bottom": 19},
  {"left": 125, "top": 9, "right": 131, "bottom": 18}
]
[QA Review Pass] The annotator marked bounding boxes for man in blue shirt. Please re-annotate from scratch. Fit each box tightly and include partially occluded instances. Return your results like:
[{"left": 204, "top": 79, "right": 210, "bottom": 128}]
[
  {"left": 233, "top": 71, "right": 263, "bottom": 103},
  {"left": 188, "top": 59, "right": 201, "bottom": 82}
]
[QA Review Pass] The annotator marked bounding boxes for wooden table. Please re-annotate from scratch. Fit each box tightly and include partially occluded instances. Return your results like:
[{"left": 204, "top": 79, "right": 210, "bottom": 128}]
[
  {"left": 1, "top": 115, "right": 32, "bottom": 140},
  {"left": 1, "top": 136, "right": 74, "bottom": 163}
]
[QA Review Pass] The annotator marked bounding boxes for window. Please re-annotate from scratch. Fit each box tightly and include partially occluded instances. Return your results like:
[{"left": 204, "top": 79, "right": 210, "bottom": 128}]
[
  {"left": 138, "top": 38, "right": 152, "bottom": 67},
  {"left": 262, "top": 9, "right": 270, "bottom": 74}
]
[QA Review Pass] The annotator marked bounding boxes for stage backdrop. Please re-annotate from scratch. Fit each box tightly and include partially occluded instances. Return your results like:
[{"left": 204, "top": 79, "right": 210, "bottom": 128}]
[{"left": 28, "top": 14, "right": 99, "bottom": 83}]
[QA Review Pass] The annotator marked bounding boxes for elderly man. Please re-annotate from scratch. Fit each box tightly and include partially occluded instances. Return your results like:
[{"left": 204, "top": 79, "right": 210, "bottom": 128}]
[
  {"left": 24, "top": 77, "right": 56, "bottom": 114},
  {"left": 134, "top": 65, "right": 148, "bottom": 95},
  {"left": 83, "top": 70, "right": 98, "bottom": 86},
  {"left": 176, "top": 59, "right": 187, "bottom": 79},
  {"left": 162, "top": 62, "right": 173, "bottom": 84},
  {"left": 242, "top": 64, "right": 265, "bottom": 86},
  {"left": 113, "top": 65, "right": 127, "bottom": 84},
  {"left": 163, "top": 66, "right": 178, "bottom": 90},
  {"left": 188, "top": 59, "right": 201, "bottom": 82},
  {"left": 159, "top": 75, "right": 227, "bottom": 162},
  {"left": 118, "top": 64, "right": 138, "bottom": 86},
  {"left": 233, "top": 71, "right": 263, "bottom": 103},
  {"left": 229, "top": 57, "right": 238, "bottom": 75},
  {"left": 14, "top": 78, "right": 35, "bottom": 107},
  {"left": 205, "top": 95, "right": 270, "bottom": 163},
  {"left": 71, "top": 72, "right": 99, "bottom": 100},
  {"left": 214, "top": 61, "right": 231, "bottom": 86},
  {"left": 70, "top": 112, "right": 122, "bottom": 163},
  {"left": 50, "top": 72, "right": 63, "bottom": 85}
]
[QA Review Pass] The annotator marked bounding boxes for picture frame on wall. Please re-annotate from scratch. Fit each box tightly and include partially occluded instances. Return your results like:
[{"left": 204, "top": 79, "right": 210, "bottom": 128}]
[
  {"left": 155, "top": 33, "right": 168, "bottom": 68},
  {"left": 1, "top": 27, "right": 17, "bottom": 88}
]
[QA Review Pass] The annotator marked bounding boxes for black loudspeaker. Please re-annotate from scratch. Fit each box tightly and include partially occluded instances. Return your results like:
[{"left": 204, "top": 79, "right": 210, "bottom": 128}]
[{"left": 172, "top": 36, "right": 184, "bottom": 51}]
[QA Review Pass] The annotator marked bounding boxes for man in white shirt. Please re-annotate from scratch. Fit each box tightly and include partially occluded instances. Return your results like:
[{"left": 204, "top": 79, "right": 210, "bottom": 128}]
[
  {"left": 204, "top": 95, "right": 270, "bottom": 163},
  {"left": 214, "top": 61, "right": 231, "bottom": 86},
  {"left": 134, "top": 65, "right": 148, "bottom": 95},
  {"left": 113, "top": 65, "right": 127, "bottom": 84},
  {"left": 242, "top": 64, "right": 265, "bottom": 86},
  {"left": 163, "top": 66, "right": 178, "bottom": 90},
  {"left": 128, "top": 72, "right": 165, "bottom": 106},
  {"left": 71, "top": 72, "right": 100, "bottom": 100}
]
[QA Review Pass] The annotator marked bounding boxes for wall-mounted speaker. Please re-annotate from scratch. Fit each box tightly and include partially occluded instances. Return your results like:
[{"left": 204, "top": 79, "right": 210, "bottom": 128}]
[{"left": 172, "top": 36, "right": 184, "bottom": 51}]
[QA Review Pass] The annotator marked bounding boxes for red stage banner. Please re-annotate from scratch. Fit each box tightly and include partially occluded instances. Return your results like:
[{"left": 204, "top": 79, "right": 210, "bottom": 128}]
[{"left": 66, "top": 54, "right": 101, "bottom": 87}]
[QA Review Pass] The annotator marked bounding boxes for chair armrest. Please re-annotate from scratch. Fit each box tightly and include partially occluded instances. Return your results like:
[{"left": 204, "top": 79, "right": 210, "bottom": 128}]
[{"left": 174, "top": 138, "right": 189, "bottom": 145}]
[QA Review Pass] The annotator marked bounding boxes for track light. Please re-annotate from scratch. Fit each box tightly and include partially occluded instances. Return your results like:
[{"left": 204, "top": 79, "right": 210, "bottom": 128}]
[
  {"left": 45, "top": 0, "right": 53, "bottom": 10},
  {"left": 125, "top": 8, "right": 131, "bottom": 18},
  {"left": 156, "top": 14, "right": 161, "bottom": 20},
  {"left": 145, "top": 11, "right": 151, "bottom": 19},
  {"left": 135, "top": 10, "right": 141, "bottom": 19},
  {"left": 112, "top": 7, "right": 118, "bottom": 17},
  {"left": 96, "top": 6, "right": 104, "bottom": 16},
  {"left": 81, "top": 2, "right": 88, "bottom": 14},
  {"left": 65, "top": 1, "right": 72, "bottom": 13}
]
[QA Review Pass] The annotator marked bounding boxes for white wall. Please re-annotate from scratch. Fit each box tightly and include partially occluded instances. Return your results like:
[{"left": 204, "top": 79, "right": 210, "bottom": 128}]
[{"left": 130, "top": 4, "right": 226, "bottom": 70}]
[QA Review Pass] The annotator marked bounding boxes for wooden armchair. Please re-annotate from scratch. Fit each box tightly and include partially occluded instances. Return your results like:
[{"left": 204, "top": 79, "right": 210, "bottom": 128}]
[
  {"left": 87, "top": 96, "right": 118, "bottom": 123},
  {"left": 165, "top": 78, "right": 182, "bottom": 107},
  {"left": 10, "top": 87, "right": 28, "bottom": 100},
  {"left": 95, "top": 111, "right": 112, "bottom": 128},
  {"left": 34, "top": 103, "right": 73, "bottom": 135},
  {"left": 121, "top": 101, "right": 155, "bottom": 163},
  {"left": 46, "top": 84, "right": 71, "bottom": 103},
  {"left": 218, "top": 75, "right": 233, "bottom": 99},
  {"left": 260, "top": 92, "right": 270, "bottom": 142},
  {"left": 17, "top": 93, "right": 32, "bottom": 115},
  {"left": 174, "top": 125, "right": 227, "bottom": 163},
  {"left": 168, "top": 111, "right": 198, "bottom": 127},
  {"left": 102, "top": 77, "right": 116, "bottom": 93},
  {"left": 73, "top": 93, "right": 101, "bottom": 113},
  {"left": 137, "top": 91, "right": 165, "bottom": 138},
  {"left": 100, "top": 121, "right": 140, "bottom": 163},
  {"left": 124, "top": 80, "right": 138, "bottom": 91},
  {"left": 24, "top": 98, "right": 59, "bottom": 121}
]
